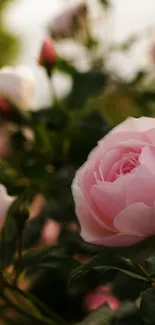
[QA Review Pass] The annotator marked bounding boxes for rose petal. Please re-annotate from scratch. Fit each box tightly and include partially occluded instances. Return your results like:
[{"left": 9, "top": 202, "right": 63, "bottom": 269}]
[
  {"left": 72, "top": 179, "right": 114, "bottom": 241},
  {"left": 92, "top": 233, "right": 143, "bottom": 247},
  {"left": 0, "top": 66, "right": 35, "bottom": 110},
  {"left": 91, "top": 171, "right": 133, "bottom": 223},
  {"left": 126, "top": 166, "right": 155, "bottom": 207},
  {"left": 139, "top": 145, "right": 155, "bottom": 175},
  {"left": 85, "top": 292, "right": 120, "bottom": 311},
  {"left": 0, "top": 185, "right": 15, "bottom": 229},
  {"left": 109, "top": 117, "right": 155, "bottom": 134},
  {"left": 114, "top": 203, "right": 155, "bottom": 236}
]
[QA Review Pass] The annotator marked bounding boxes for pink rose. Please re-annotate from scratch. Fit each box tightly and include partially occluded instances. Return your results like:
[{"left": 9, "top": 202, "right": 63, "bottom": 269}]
[
  {"left": 84, "top": 285, "right": 121, "bottom": 311},
  {"left": 50, "top": 3, "right": 88, "bottom": 39},
  {"left": 0, "top": 185, "right": 14, "bottom": 230},
  {"left": 0, "top": 66, "right": 35, "bottom": 111},
  {"left": 72, "top": 117, "right": 155, "bottom": 247}
]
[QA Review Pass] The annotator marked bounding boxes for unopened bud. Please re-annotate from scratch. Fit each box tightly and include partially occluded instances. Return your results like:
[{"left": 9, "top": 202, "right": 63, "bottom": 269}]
[{"left": 38, "top": 36, "right": 57, "bottom": 76}]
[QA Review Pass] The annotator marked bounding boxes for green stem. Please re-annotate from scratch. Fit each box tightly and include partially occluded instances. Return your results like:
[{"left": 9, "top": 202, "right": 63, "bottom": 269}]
[
  {"left": 51, "top": 77, "right": 58, "bottom": 107},
  {"left": 5, "top": 284, "right": 67, "bottom": 325},
  {"left": 14, "top": 231, "right": 23, "bottom": 286},
  {"left": 137, "top": 264, "right": 151, "bottom": 280},
  {"left": 17, "top": 231, "right": 23, "bottom": 262},
  {"left": 2, "top": 292, "right": 56, "bottom": 325}
]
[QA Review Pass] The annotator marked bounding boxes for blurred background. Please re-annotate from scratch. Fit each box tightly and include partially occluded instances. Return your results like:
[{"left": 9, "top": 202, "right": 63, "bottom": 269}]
[
  {"left": 3, "top": 0, "right": 155, "bottom": 107},
  {"left": 0, "top": 2, "right": 155, "bottom": 324}
]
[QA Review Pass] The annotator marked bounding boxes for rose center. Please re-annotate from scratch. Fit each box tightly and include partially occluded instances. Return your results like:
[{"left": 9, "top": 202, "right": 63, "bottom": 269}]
[
  {"left": 113, "top": 152, "right": 140, "bottom": 182},
  {"left": 103, "top": 152, "right": 140, "bottom": 183}
]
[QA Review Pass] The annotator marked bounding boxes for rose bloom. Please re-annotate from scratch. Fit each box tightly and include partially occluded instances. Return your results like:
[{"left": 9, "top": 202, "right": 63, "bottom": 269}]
[
  {"left": 0, "top": 66, "right": 35, "bottom": 111},
  {"left": 0, "top": 185, "right": 14, "bottom": 230},
  {"left": 72, "top": 117, "right": 155, "bottom": 247},
  {"left": 50, "top": 3, "right": 87, "bottom": 39},
  {"left": 84, "top": 285, "right": 121, "bottom": 311}
]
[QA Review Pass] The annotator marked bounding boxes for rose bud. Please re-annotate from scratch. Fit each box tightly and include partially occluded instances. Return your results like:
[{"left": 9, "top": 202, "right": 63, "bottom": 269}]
[
  {"left": 50, "top": 2, "right": 88, "bottom": 40},
  {"left": 84, "top": 285, "right": 121, "bottom": 311},
  {"left": 0, "top": 66, "right": 35, "bottom": 112},
  {"left": 72, "top": 117, "right": 155, "bottom": 247},
  {"left": 38, "top": 36, "right": 57, "bottom": 76}
]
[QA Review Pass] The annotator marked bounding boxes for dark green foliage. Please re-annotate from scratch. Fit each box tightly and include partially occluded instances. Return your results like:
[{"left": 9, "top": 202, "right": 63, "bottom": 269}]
[
  {"left": 66, "top": 71, "right": 107, "bottom": 109},
  {"left": 140, "top": 288, "right": 155, "bottom": 324}
]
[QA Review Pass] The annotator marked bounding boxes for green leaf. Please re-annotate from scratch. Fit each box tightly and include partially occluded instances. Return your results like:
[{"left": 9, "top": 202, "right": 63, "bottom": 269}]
[
  {"left": 32, "top": 108, "right": 68, "bottom": 131},
  {"left": 69, "top": 250, "right": 149, "bottom": 296},
  {"left": 82, "top": 236, "right": 155, "bottom": 263},
  {"left": 70, "top": 250, "right": 149, "bottom": 287},
  {"left": 3, "top": 284, "right": 67, "bottom": 325},
  {"left": 2, "top": 286, "right": 59, "bottom": 325},
  {"left": 0, "top": 213, "right": 18, "bottom": 269},
  {"left": 55, "top": 58, "right": 76, "bottom": 75},
  {"left": 22, "top": 214, "right": 46, "bottom": 250},
  {"left": 94, "top": 266, "right": 148, "bottom": 282},
  {"left": 15, "top": 246, "right": 79, "bottom": 274},
  {"left": 101, "top": 86, "right": 142, "bottom": 124},
  {"left": 140, "top": 288, "right": 155, "bottom": 324},
  {"left": 66, "top": 71, "right": 107, "bottom": 109},
  {"left": 99, "top": 0, "right": 110, "bottom": 7},
  {"left": 145, "top": 252, "right": 155, "bottom": 274},
  {"left": 69, "top": 110, "right": 110, "bottom": 165},
  {"left": 35, "top": 259, "right": 79, "bottom": 271},
  {"left": 15, "top": 246, "right": 55, "bottom": 269},
  {"left": 116, "top": 302, "right": 138, "bottom": 320}
]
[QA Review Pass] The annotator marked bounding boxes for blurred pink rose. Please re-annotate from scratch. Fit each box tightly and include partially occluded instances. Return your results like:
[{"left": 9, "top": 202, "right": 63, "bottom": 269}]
[
  {"left": 38, "top": 36, "right": 56, "bottom": 67},
  {"left": 41, "top": 219, "right": 61, "bottom": 246},
  {"left": 50, "top": 3, "right": 88, "bottom": 39},
  {"left": 72, "top": 117, "right": 155, "bottom": 247},
  {"left": 0, "top": 66, "right": 35, "bottom": 111},
  {"left": 0, "top": 185, "right": 14, "bottom": 230},
  {"left": 84, "top": 285, "right": 121, "bottom": 311}
]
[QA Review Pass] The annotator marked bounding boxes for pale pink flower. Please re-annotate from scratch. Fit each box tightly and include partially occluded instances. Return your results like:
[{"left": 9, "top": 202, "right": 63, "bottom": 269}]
[
  {"left": 72, "top": 117, "right": 155, "bottom": 247},
  {"left": 0, "top": 185, "right": 15, "bottom": 230},
  {"left": 84, "top": 285, "right": 121, "bottom": 311},
  {"left": 50, "top": 3, "right": 88, "bottom": 39},
  {"left": 0, "top": 66, "right": 35, "bottom": 111}
]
